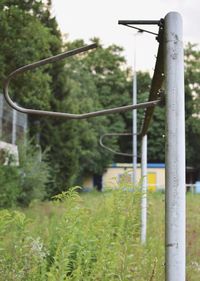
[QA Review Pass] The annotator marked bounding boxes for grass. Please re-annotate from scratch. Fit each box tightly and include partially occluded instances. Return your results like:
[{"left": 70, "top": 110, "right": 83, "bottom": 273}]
[
  {"left": 0, "top": 188, "right": 199, "bottom": 280},
  {"left": 186, "top": 193, "right": 200, "bottom": 280}
]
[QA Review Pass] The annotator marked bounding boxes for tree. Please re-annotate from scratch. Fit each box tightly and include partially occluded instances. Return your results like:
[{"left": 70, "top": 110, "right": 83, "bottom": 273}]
[
  {"left": 184, "top": 43, "right": 200, "bottom": 176},
  {"left": 0, "top": 1, "right": 60, "bottom": 109},
  {"left": 83, "top": 39, "right": 132, "bottom": 165},
  {"left": 41, "top": 38, "right": 132, "bottom": 192},
  {"left": 119, "top": 43, "right": 200, "bottom": 172},
  {"left": 116, "top": 70, "right": 165, "bottom": 164},
  {"left": 4, "top": 1, "right": 199, "bottom": 194},
  {"left": 0, "top": 0, "right": 65, "bottom": 196}
]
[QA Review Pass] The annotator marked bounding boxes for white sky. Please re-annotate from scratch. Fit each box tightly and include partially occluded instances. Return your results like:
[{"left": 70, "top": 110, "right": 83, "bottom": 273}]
[{"left": 52, "top": 0, "right": 200, "bottom": 72}]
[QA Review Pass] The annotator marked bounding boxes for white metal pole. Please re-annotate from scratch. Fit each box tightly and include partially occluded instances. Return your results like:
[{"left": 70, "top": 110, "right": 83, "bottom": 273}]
[
  {"left": 141, "top": 134, "right": 147, "bottom": 244},
  {"left": 132, "top": 34, "right": 137, "bottom": 185},
  {"left": 132, "top": 31, "right": 143, "bottom": 185},
  {"left": 164, "top": 12, "right": 185, "bottom": 281},
  {"left": 12, "top": 109, "right": 17, "bottom": 145}
]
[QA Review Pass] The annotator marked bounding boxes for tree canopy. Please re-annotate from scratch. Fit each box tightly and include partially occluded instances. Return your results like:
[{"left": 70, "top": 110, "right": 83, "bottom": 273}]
[
  {"left": 0, "top": 0, "right": 200, "bottom": 198},
  {"left": 184, "top": 43, "right": 200, "bottom": 175}
]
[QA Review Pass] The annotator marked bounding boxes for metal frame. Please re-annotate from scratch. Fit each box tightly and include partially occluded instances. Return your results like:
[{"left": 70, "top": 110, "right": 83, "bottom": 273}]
[
  {"left": 3, "top": 44, "right": 159, "bottom": 119},
  {"left": 98, "top": 19, "right": 164, "bottom": 248},
  {"left": 117, "top": 20, "right": 165, "bottom": 246},
  {"left": 139, "top": 29, "right": 164, "bottom": 137},
  {"left": 118, "top": 20, "right": 163, "bottom": 35},
  {"left": 99, "top": 132, "right": 133, "bottom": 157},
  {"left": 119, "top": 13, "right": 186, "bottom": 280}
]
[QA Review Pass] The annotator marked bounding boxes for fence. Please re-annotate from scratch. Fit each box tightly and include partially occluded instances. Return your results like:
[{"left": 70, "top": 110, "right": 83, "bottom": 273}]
[{"left": 0, "top": 94, "right": 27, "bottom": 145}]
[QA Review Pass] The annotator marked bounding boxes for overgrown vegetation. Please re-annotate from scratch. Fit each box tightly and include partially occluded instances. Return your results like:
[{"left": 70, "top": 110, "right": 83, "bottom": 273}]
[
  {"left": 0, "top": 187, "right": 158, "bottom": 280},
  {"left": 0, "top": 140, "right": 50, "bottom": 208},
  {"left": 0, "top": 188, "right": 199, "bottom": 280}
]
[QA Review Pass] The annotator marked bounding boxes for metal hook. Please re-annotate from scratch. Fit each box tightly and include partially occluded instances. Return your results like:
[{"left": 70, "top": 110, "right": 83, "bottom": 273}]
[
  {"left": 100, "top": 132, "right": 139, "bottom": 157},
  {"left": 3, "top": 43, "right": 160, "bottom": 119}
]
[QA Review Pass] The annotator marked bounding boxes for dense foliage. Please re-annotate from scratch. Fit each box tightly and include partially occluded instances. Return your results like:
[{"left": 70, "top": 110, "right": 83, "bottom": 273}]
[
  {"left": 39, "top": 38, "right": 131, "bottom": 192},
  {"left": 0, "top": 189, "right": 199, "bottom": 280},
  {"left": 0, "top": 0, "right": 199, "bottom": 203},
  {"left": 0, "top": 0, "right": 133, "bottom": 196},
  {"left": 0, "top": 188, "right": 163, "bottom": 280},
  {"left": 0, "top": 141, "right": 50, "bottom": 208},
  {"left": 184, "top": 43, "right": 200, "bottom": 175}
]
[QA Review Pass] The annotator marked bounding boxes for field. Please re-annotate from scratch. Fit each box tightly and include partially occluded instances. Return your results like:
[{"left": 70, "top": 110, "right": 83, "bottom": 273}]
[{"left": 0, "top": 188, "right": 199, "bottom": 280}]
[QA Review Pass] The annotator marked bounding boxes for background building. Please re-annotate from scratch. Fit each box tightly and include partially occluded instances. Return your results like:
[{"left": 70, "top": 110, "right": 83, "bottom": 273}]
[{"left": 83, "top": 163, "right": 165, "bottom": 191}]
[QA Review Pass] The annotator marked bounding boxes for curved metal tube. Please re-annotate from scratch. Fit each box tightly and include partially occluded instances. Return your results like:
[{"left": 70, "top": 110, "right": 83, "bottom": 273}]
[
  {"left": 3, "top": 43, "right": 160, "bottom": 119},
  {"left": 100, "top": 132, "right": 137, "bottom": 157}
]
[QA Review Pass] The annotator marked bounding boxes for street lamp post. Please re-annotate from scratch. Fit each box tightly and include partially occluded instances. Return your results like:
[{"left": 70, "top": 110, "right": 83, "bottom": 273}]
[{"left": 132, "top": 31, "right": 143, "bottom": 185}]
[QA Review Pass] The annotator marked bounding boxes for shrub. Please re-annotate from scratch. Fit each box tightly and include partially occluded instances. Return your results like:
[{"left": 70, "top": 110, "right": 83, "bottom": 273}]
[
  {"left": 0, "top": 141, "right": 51, "bottom": 208},
  {"left": 17, "top": 142, "right": 50, "bottom": 206},
  {"left": 0, "top": 185, "right": 167, "bottom": 280},
  {"left": 0, "top": 209, "right": 48, "bottom": 281},
  {"left": 0, "top": 165, "right": 21, "bottom": 208}
]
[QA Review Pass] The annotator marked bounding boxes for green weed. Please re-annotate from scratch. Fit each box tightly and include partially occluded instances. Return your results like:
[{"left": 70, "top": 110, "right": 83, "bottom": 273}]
[{"left": 0, "top": 188, "right": 199, "bottom": 280}]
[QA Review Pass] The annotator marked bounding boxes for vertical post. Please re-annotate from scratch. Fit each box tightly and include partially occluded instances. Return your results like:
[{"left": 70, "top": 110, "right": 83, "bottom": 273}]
[
  {"left": 164, "top": 12, "right": 185, "bottom": 281},
  {"left": 132, "top": 35, "right": 137, "bottom": 185},
  {"left": 34, "top": 120, "right": 42, "bottom": 161},
  {"left": 12, "top": 109, "right": 17, "bottom": 145},
  {"left": 0, "top": 95, "right": 3, "bottom": 138},
  {"left": 24, "top": 114, "right": 28, "bottom": 135},
  {"left": 141, "top": 134, "right": 147, "bottom": 244}
]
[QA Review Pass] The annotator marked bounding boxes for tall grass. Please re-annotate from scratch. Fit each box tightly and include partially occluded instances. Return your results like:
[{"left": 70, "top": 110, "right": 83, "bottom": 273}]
[{"left": 0, "top": 187, "right": 199, "bottom": 280}]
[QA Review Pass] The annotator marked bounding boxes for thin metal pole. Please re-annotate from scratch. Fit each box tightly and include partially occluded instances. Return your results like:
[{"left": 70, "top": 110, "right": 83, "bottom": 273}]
[
  {"left": 132, "top": 33, "right": 137, "bottom": 185},
  {"left": 24, "top": 114, "right": 28, "bottom": 135},
  {"left": 118, "top": 20, "right": 161, "bottom": 25},
  {"left": 164, "top": 12, "right": 185, "bottom": 281},
  {"left": 132, "top": 31, "right": 143, "bottom": 185},
  {"left": 141, "top": 134, "right": 147, "bottom": 244},
  {"left": 12, "top": 109, "right": 17, "bottom": 145}
]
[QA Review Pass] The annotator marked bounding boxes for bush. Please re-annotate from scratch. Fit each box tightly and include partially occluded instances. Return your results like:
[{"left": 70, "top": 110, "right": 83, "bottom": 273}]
[
  {"left": 17, "top": 142, "right": 50, "bottom": 206},
  {"left": 0, "top": 209, "right": 48, "bottom": 281},
  {"left": 0, "top": 165, "right": 21, "bottom": 208},
  {"left": 0, "top": 186, "right": 166, "bottom": 280},
  {"left": 0, "top": 141, "right": 51, "bottom": 208},
  {"left": 0, "top": 186, "right": 143, "bottom": 280}
]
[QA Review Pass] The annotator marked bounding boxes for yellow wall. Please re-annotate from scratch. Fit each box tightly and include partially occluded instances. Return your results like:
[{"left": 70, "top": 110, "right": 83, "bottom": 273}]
[
  {"left": 102, "top": 165, "right": 165, "bottom": 191},
  {"left": 83, "top": 163, "right": 165, "bottom": 191}
]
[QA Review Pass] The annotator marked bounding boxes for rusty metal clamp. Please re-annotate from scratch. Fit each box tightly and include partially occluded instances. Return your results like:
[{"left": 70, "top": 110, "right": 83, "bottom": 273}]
[{"left": 3, "top": 43, "right": 159, "bottom": 119}]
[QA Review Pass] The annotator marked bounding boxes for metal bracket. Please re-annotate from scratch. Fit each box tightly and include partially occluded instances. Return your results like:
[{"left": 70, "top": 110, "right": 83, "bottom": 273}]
[
  {"left": 100, "top": 132, "right": 138, "bottom": 157},
  {"left": 118, "top": 19, "right": 164, "bottom": 37},
  {"left": 3, "top": 44, "right": 160, "bottom": 119}
]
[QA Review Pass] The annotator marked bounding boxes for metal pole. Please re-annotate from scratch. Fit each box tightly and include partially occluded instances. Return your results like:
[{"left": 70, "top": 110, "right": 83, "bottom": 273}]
[
  {"left": 132, "top": 31, "right": 143, "bottom": 185},
  {"left": 12, "top": 109, "right": 17, "bottom": 145},
  {"left": 164, "top": 12, "right": 185, "bottom": 281},
  {"left": 132, "top": 34, "right": 137, "bottom": 185},
  {"left": 141, "top": 134, "right": 147, "bottom": 244},
  {"left": 118, "top": 20, "right": 161, "bottom": 25},
  {"left": 0, "top": 95, "right": 3, "bottom": 138},
  {"left": 24, "top": 114, "right": 28, "bottom": 136}
]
